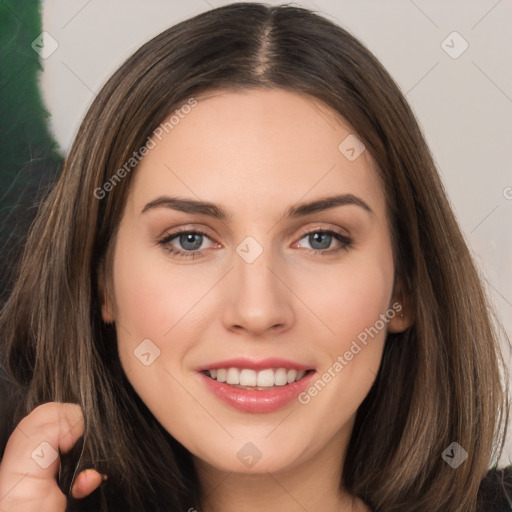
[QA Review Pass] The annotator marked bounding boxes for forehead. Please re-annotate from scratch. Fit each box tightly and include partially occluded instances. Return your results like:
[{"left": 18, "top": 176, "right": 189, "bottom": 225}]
[{"left": 127, "top": 88, "right": 385, "bottom": 218}]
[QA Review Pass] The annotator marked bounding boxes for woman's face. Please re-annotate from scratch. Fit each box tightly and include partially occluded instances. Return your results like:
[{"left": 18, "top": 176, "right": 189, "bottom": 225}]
[{"left": 101, "top": 89, "right": 405, "bottom": 475}]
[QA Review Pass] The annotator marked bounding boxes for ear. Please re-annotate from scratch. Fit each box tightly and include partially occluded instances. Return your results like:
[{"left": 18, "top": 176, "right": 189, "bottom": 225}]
[
  {"left": 387, "top": 279, "right": 412, "bottom": 333},
  {"left": 98, "top": 264, "right": 116, "bottom": 323}
]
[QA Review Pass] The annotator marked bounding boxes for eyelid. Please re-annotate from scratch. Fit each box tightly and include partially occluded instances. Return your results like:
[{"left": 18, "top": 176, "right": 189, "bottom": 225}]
[
  {"left": 293, "top": 222, "right": 350, "bottom": 239},
  {"left": 292, "top": 228, "right": 351, "bottom": 253},
  {"left": 158, "top": 222, "right": 349, "bottom": 245},
  {"left": 158, "top": 225, "right": 219, "bottom": 243},
  {"left": 157, "top": 228, "right": 217, "bottom": 261},
  {"left": 158, "top": 222, "right": 352, "bottom": 259}
]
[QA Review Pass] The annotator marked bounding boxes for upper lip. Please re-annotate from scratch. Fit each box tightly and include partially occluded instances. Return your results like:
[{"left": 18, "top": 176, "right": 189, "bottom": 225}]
[{"left": 197, "top": 357, "right": 313, "bottom": 372}]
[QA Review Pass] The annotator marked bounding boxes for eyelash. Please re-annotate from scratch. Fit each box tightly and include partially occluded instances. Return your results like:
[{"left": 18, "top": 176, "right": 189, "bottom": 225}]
[{"left": 158, "top": 228, "right": 351, "bottom": 260}]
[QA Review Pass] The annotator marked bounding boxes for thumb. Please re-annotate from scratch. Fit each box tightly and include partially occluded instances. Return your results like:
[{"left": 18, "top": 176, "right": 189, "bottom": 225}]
[{"left": 71, "top": 469, "right": 108, "bottom": 499}]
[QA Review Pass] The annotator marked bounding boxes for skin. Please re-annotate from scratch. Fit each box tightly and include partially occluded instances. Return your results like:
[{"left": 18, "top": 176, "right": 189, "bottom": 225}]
[
  {"left": 0, "top": 403, "right": 105, "bottom": 510},
  {"left": 100, "top": 89, "right": 410, "bottom": 512}
]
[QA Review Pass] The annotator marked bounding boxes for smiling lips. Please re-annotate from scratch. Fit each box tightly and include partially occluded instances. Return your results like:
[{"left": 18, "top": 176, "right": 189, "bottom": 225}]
[
  {"left": 206, "top": 367, "right": 307, "bottom": 389},
  {"left": 199, "top": 358, "right": 315, "bottom": 413}
]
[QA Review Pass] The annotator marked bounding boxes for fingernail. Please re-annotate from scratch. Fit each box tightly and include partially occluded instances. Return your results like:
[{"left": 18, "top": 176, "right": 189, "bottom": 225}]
[{"left": 71, "top": 469, "right": 107, "bottom": 499}]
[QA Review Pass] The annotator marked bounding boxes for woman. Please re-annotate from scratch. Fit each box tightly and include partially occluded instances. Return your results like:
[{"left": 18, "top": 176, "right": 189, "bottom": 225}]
[{"left": 0, "top": 3, "right": 510, "bottom": 511}]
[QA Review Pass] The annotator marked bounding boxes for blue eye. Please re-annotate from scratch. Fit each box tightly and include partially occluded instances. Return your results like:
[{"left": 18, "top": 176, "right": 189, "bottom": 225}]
[
  {"left": 158, "top": 228, "right": 351, "bottom": 260},
  {"left": 296, "top": 230, "right": 351, "bottom": 254},
  {"left": 174, "top": 233, "right": 204, "bottom": 251},
  {"left": 158, "top": 229, "right": 213, "bottom": 259},
  {"left": 306, "top": 232, "right": 333, "bottom": 250}
]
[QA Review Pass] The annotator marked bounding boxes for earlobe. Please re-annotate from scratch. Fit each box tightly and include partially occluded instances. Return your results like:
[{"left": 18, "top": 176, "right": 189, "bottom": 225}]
[
  {"left": 101, "top": 300, "right": 116, "bottom": 324},
  {"left": 98, "top": 266, "right": 116, "bottom": 323},
  {"left": 387, "top": 303, "right": 411, "bottom": 333},
  {"left": 388, "top": 280, "right": 412, "bottom": 333}
]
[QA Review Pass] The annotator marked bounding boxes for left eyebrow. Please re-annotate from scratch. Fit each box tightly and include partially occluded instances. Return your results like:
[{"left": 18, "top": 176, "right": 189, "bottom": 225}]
[
  {"left": 286, "top": 194, "right": 373, "bottom": 217},
  {"left": 141, "top": 193, "right": 373, "bottom": 219}
]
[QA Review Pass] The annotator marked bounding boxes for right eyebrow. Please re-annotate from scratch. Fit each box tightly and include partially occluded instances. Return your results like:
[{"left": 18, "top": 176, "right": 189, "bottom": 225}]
[{"left": 141, "top": 196, "right": 230, "bottom": 220}]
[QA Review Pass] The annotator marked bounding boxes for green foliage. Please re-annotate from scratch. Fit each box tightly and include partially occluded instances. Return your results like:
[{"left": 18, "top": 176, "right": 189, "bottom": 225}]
[{"left": 0, "top": 0, "right": 63, "bottom": 301}]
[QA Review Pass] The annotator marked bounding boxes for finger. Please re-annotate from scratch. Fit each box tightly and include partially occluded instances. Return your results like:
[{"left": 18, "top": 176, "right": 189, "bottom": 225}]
[
  {"left": 19, "top": 403, "right": 84, "bottom": 453},
  {"left": 71, "top": 469, "right": 107, "bottom": 499},
  {"left": 0, "top": 403, "right": 84, "bottom": 507},
  {"left": 4, "top": 403, "right": 84, "bottom": 479}
]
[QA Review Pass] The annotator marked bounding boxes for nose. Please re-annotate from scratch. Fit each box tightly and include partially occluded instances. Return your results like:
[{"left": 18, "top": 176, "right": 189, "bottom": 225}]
[{"left": 222, "top": 244, "right": 295, "bottom": 337}]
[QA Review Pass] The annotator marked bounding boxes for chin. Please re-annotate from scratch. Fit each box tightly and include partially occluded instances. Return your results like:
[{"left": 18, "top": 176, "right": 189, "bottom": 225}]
[{"left": 188, "top": 432, "right": 314, "bottom": 476}]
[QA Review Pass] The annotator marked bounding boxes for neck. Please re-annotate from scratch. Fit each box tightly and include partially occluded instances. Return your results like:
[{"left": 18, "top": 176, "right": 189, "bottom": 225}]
[{"left": 194, "top": 424, "right": 370, "bottom": 512}]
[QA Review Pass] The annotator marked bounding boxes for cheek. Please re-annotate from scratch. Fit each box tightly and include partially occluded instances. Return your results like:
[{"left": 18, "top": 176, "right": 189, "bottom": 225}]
[
  {"left": 109, "top": 241, "right": 216, "bottom": 428},
  {"left": 292, "top": 239, "right": 394, "bottom": 424},
  {"left": 110, "top": 235, "right": 218, "bottom": 387},
  {"left": 300, "top": 247, "right": 394, "bottom": 353},
  {"left": 111, "top": 236, "right": 212, "bottom": 339},
  {"left": 294, "top": 239, "right": 394, "bottom": 406}
]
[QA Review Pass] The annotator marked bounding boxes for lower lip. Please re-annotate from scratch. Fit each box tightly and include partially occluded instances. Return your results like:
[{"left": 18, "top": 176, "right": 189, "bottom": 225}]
[{"left": 199, "top": 371, "right": 316, "bottom": 413}]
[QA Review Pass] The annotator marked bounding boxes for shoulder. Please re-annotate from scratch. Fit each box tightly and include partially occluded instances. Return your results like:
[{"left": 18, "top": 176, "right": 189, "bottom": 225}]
[{"left": 477, "top": 465, "right": 512, "bottom": 511}]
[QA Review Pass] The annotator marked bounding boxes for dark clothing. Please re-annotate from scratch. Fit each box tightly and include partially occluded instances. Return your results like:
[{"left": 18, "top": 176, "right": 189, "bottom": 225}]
[
  {"left": 63, "top": 465, "right": 512, "bottom": 511},
  {"left": 478, "top": 465, "right": 512, "bottom": 511}
]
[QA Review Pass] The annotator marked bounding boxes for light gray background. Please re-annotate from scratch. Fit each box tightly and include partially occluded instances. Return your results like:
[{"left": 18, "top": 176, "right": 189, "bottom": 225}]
[{"left": 40, "top": 0, "right": 512, "bottom": 465}]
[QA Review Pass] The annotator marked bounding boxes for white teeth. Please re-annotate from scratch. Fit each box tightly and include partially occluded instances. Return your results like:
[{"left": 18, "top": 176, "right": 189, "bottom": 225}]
[
  {"left": 239, "top": 369, "right": 257, "bottom": 386},
  {"left": 274, "top": 368, "right": 288, "bottom": 386},
  {"left": 287, "top": 369, "right": 298, "bottom": 384},
  {"left": 226, "top": 368, "right": 240, "bottom": 385},
  {"left": 257, "top": 369, "right": 275, "bottom": 387},
  {"left": 207, "top": 367, "right": 308, "bottom": 387}
]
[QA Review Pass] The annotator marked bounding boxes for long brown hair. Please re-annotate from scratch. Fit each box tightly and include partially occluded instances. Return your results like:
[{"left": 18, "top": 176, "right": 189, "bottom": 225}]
[{"left": 1, "top": 3, "right": 509, "bottom": 511}]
